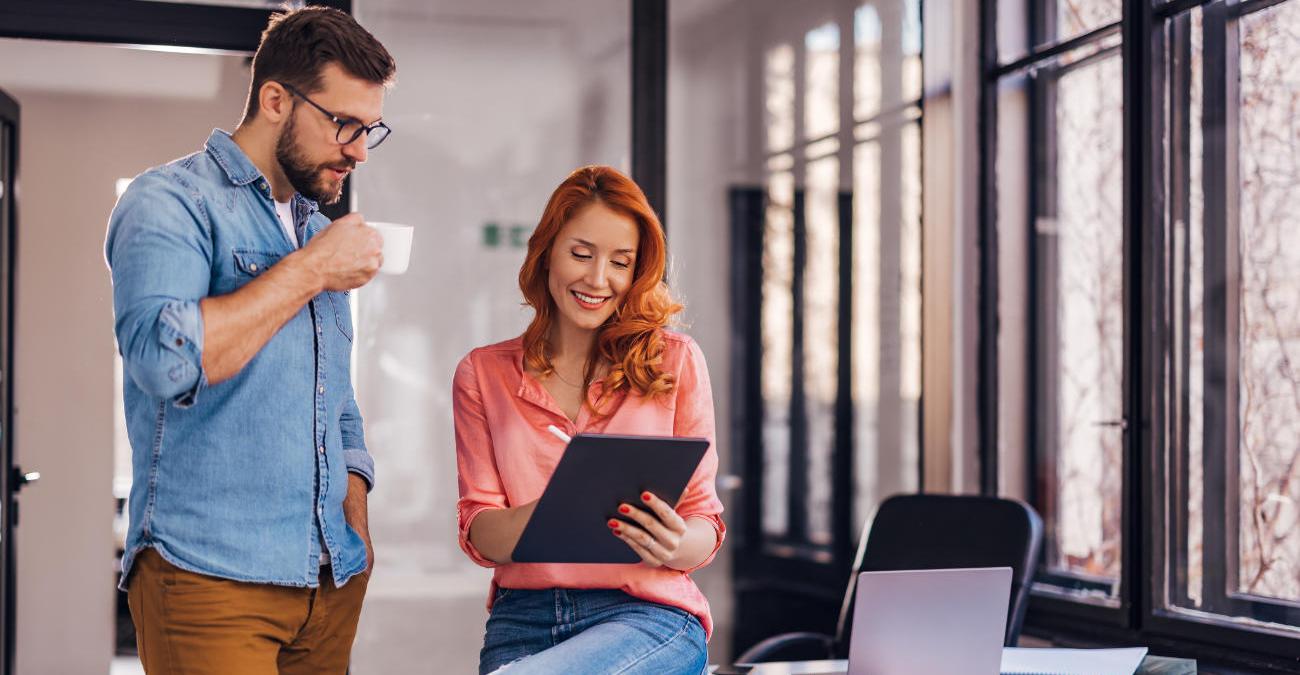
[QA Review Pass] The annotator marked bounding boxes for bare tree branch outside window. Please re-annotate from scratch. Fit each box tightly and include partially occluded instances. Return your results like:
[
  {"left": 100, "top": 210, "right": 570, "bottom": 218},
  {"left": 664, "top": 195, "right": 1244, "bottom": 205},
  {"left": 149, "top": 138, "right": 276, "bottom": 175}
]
[{"left": 1235, "top": 1, "right": 1300, "bottom": 603}]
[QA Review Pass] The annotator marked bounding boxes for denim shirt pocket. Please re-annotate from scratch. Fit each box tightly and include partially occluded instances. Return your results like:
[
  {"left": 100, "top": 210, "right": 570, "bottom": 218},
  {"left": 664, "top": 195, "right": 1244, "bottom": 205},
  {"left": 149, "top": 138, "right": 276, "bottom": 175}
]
[
  {"left": 327, "top": 292, "right": 354, "bottom": 342},
  {"left": 231, "top": 249, "right": 282, "bottom": 282}
]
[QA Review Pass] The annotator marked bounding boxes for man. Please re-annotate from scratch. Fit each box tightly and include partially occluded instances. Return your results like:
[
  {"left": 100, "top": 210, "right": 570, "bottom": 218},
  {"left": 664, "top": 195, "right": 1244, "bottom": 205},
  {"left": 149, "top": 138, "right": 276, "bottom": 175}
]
[{"left": 105, "top": 7, "right": 395, "bottom": 673}]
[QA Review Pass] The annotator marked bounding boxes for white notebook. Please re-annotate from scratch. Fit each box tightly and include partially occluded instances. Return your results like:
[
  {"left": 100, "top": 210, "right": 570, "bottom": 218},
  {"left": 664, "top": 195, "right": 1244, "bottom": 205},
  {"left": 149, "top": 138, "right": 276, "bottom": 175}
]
[{"left": 1000, "top": 647, "right": 1148, "bottom": 675}]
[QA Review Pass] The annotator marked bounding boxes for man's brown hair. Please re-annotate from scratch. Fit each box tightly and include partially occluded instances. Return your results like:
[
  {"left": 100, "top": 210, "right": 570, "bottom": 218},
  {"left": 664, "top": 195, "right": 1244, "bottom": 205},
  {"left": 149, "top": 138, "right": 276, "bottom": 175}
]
[{"left": 243, "top": 6, "right": 396, "bottom": 122}]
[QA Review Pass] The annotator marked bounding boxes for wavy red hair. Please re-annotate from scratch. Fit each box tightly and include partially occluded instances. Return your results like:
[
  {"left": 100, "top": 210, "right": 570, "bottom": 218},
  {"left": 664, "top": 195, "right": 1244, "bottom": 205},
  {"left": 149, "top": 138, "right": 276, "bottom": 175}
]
[{"left": 518, "top": 165, "right": 682, "bottom": 408}]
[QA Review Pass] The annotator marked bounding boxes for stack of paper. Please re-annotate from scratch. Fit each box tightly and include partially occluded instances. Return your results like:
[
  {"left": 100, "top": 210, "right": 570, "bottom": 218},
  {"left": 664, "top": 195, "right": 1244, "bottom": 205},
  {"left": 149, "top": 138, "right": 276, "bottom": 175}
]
[{"left": 1000, "top": 647, "right": 1148, "bottom": 675}]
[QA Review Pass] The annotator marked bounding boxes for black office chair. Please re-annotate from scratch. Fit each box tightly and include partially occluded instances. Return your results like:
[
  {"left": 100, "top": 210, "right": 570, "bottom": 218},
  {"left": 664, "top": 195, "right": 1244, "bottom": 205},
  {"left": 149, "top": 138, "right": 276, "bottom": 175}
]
[{"left": 735, "top": 493, "right": 1044, "bottom": 663}]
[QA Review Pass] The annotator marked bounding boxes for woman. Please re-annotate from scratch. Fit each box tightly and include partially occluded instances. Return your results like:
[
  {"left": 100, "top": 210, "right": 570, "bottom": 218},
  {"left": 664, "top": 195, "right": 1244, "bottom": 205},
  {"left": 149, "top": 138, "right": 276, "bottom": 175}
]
[{"left": 453, "top": 165, "right": 725, "bottom": 675}]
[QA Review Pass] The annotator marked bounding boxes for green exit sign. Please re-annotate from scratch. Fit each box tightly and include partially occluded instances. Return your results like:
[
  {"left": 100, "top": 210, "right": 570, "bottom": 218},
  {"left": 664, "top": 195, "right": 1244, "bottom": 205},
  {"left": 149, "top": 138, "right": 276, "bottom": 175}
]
[{"left": 482, "top": 223, "right": 531, "bottom": 249}]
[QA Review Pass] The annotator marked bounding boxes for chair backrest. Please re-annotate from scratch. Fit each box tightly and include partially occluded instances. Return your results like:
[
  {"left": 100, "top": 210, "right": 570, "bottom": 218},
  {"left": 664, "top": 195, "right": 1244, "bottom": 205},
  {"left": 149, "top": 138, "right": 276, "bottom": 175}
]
[{"left": 832, "top": 493, "right": 1043, "bottom": 656}]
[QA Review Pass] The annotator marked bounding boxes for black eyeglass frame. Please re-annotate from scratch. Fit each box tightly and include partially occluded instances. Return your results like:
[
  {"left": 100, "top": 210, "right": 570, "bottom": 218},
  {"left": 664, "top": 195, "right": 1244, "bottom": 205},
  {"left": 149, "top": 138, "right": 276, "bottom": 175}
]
[{"left": 279, "top": 82, "right": 391, "bottom": 150}]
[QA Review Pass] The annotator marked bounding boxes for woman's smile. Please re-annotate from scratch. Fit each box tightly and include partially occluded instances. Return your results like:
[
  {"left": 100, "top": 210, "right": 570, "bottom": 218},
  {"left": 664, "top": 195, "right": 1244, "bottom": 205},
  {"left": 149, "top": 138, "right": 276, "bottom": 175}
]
[{"left": 571, "top": 290, "right": 611, "bottom": 309}]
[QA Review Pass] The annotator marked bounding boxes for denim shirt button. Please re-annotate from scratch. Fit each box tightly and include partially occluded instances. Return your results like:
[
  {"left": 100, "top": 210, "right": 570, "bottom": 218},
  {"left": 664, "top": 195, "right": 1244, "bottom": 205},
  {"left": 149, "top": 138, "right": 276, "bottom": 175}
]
[
  {"left": 318, "top": 445, "right": 325, "bottom": 454},
  {"left": 174, "top": 338, "right": 183, "bottom": 347},
  {"left": 318, "top": 385, "right": 325, "bottom": 394}
]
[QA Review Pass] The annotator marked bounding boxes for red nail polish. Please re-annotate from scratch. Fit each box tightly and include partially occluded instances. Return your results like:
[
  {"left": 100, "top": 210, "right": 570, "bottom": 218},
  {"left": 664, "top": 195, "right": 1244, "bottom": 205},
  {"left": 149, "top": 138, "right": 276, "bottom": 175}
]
[
  {"left": 608, "top": 519, "right": 619, "bottom": 528},
  {"left": 641, "top": 492, "right": 651, "bottom": 502},
  {"left": 618, "top": 505, "right": 630, "bottom": 514}
]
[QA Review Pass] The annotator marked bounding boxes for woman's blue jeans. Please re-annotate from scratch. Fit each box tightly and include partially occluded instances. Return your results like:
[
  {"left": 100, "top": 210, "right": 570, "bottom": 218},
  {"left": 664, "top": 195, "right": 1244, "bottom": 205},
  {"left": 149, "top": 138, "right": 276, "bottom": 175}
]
[{"left": 479, "top": 588, "right": 708, "bottom": 675}]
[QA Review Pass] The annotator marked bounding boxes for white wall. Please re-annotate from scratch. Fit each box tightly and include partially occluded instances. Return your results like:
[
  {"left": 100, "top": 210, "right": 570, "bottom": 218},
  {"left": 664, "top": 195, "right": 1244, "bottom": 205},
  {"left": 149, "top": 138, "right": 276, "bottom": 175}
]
[{"left": 0, "top": 41, "right": 248, "bottom": 674}]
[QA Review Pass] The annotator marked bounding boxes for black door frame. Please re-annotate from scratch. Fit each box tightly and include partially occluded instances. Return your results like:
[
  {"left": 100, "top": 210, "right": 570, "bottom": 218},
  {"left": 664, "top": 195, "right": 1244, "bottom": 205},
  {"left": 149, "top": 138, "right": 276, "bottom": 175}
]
[
  {"left": 0, "top": 87, "right": 20, "bottom": 675},
  {"left": 630, "top": 0, "right": 667, "bottom": 227},
  {"left": 0, "top": 2, "right": 667, "bottom": 673}
]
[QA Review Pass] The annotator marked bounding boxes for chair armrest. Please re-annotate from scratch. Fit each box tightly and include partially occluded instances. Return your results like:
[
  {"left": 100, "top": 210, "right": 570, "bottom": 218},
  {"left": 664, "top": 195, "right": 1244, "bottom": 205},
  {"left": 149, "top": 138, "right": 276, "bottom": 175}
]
[{"left": 734, "top": 631, "right": 836, "bottom": 664}]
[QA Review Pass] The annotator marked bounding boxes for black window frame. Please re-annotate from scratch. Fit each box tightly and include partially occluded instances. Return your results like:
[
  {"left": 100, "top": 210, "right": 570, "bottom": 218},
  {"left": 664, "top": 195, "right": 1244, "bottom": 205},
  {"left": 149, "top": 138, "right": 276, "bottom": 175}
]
[
  {"left": 981, "top": 0, "right": 1300, "bottom": 669},
  {"left": 0, "top": 0, "right": 348, "bottom": 53}
]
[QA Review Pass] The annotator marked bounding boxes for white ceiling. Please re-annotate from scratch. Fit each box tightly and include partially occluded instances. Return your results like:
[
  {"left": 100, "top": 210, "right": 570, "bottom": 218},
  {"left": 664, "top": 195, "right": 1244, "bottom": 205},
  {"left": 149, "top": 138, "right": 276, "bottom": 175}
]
[{"left": 0, "top": 38, "right": 241, "bottom": 100}]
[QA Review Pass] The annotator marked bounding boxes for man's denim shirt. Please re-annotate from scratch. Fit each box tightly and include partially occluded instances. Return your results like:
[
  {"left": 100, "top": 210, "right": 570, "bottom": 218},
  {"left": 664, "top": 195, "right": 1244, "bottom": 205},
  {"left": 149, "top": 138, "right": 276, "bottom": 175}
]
[{"left": 106, "top": 129, "right": 373, "bottom": 591}]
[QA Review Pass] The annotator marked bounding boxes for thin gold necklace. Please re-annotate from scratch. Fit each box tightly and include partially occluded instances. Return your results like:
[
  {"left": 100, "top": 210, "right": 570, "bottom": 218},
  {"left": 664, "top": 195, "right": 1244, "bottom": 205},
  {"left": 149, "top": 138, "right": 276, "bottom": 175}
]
[{"left": 549, "top": 365, "right": 585, "bottom": 389}]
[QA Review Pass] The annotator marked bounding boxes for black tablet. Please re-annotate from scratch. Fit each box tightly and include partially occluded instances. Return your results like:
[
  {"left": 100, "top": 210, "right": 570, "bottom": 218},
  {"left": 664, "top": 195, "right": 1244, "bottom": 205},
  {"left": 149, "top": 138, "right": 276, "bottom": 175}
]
[{"left": 511, "top": 433, "right": 710, "bottom": 564}]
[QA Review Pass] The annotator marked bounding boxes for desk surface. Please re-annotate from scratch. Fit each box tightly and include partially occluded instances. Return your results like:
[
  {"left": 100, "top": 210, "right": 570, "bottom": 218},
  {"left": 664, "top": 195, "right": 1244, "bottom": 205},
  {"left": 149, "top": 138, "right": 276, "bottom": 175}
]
[{"left": 711, "top": 654, "right": 1197, "bottom": 675}]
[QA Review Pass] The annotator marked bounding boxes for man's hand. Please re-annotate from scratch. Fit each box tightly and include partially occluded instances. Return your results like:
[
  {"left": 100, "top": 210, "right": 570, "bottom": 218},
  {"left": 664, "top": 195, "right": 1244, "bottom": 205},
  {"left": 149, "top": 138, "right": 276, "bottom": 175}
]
[
  {"left": 301, "top": 213, "right": 383, "bottom": 292},
  {"left": 199, "top": 212, "right": 382, "bottom": 384},
  {"left": 343, "top": 473, "right": 373, "bottom": 575}
]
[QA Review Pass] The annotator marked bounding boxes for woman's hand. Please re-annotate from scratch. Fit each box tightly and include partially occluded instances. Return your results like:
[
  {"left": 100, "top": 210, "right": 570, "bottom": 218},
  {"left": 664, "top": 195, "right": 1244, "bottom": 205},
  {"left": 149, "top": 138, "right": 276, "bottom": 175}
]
[{"left": 609, "top": 492, "right": 688, "bottom": 568}]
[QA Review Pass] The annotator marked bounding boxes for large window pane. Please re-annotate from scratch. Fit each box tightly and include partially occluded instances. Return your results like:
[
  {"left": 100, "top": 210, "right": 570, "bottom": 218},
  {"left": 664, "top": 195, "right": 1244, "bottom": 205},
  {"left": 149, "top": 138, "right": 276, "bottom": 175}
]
[
  {"left": 767, "top": 44, "right": 796, "bottom": 153},
  {"left": 851, "top": 121, "right": 921, "bottom": 533},
  {"left": 1167, "top": 1, "right": 1300, "bottom": 632},
  {"left": 1175, "top": 8, "right": 1208, "bottom": 610},
  {"left": 897, "top": 120, "right": 922, "bottom": 497},
  {"left": 855, "top": 1, "right": 922, "bottom": 121},
  {"left": 998, "top": 0, "right": 1032, "bottom": 65},
  {"left": 999, "top": 34, "right": 1125, "bottom": 598},
  {"left": 849, "top": 1, "right": 923, "bottom": 535},
  {"left": 1234, "top": 0, "right": 1300, "bottom": 605},
  {"left": 853, "top": 140, "right": 882, "bottom": 528},
  {"left": 804, "top": 155, "right": 839, "bottom": 545},
  {"left": 806, "top": 23, "right": 840, "bottom": 141},
  {"left": 998, "top": 0, "right": 1121, "bottom": 65},
  {"left": 855, "top": 6, "right": 883, "bottom": 120},
  {"left": 763, "top": 165, "right": 795, "bottom": 539},
  {"left": 1050, "top": 0, "right": 1120, "bottom": 47},
  {"left": 1049, "top": 50, "right": 1125, "bottom": 586}
]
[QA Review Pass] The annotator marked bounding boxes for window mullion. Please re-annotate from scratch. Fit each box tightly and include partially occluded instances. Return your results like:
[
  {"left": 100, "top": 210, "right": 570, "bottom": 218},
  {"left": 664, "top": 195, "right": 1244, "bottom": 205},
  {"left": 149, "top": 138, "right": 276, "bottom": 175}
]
[
  {"left": 1166, "top": 9, "right": 1196, "bottom": 613},
  {"left": 788, "top": 36, "right": 810, "bottom": 546},
  {"left": 1197, "top": 0, "right": 1236, "bottom": 618}
]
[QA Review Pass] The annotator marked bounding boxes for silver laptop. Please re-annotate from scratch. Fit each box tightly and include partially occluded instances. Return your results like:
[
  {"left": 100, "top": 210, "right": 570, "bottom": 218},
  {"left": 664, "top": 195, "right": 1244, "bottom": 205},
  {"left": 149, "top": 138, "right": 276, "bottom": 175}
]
[{"left": 844, "top": 567, "right": 1012, "bottom": 675}]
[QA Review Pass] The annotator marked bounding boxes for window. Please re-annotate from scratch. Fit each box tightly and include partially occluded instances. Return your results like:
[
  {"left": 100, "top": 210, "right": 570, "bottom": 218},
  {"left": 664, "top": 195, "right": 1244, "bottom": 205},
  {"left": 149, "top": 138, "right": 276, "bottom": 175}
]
[
  {"left": 987, "top": 0, "right": 1300, "bottom": 666},
  {"left": 991, "top": 0, "right": 1127, "bottom": 607},
  {"left": 734, "top": 0, "right": 923, "bottom": 653},
  {"left": 1164, "top": 0, "right": 1300, "bottom": 633},
  {"left": 755, "top": 3, "right": 922, "bottom": 560}
]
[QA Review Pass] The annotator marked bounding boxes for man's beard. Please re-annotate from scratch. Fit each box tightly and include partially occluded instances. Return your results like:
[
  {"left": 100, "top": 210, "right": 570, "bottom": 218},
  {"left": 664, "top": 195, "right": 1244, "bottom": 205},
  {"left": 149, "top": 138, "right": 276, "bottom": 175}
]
[{"left": 275, "top": 114, "right": 353, "bottom": 205}]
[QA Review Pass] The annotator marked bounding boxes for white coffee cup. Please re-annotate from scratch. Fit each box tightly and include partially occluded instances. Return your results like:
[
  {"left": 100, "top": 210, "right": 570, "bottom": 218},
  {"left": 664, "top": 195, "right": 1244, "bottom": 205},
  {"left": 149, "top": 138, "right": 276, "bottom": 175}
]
[{"left": 371, "top": 222, "right": 414, "bottom": 275}]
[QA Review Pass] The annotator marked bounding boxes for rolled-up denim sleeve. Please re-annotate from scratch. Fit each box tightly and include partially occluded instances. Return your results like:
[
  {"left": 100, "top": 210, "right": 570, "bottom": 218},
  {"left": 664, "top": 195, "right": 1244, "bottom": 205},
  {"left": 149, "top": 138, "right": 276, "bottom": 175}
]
[
  {"left": 105, "top": 171, "right": 212, "bottom": 408},
  {"left": 341, "top": 393, "right": 374, "bottom": 491}
]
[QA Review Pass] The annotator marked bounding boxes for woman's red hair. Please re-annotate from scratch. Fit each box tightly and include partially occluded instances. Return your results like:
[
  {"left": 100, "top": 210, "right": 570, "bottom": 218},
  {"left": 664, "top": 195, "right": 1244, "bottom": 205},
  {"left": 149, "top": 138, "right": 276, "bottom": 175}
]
[{"left": 518, "top": 165, "right": 682, "bottom": 408}]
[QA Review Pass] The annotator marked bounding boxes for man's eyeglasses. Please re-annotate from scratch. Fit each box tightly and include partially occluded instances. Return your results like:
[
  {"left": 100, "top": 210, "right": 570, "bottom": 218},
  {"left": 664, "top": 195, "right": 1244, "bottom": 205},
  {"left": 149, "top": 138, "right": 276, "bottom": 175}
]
[{"left": 280, "top": 82, "right": 391, "bottom": 150}]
